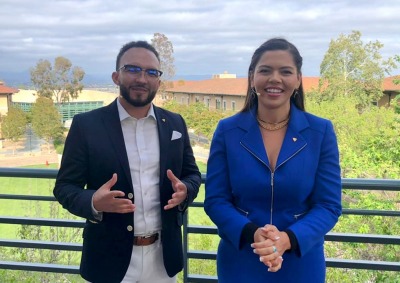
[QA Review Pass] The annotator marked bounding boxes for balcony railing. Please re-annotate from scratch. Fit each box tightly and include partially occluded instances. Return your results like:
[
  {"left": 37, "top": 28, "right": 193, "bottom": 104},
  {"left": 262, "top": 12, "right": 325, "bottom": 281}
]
[{"left": 0, "top": 168, "right": 399, "bottom": 282}]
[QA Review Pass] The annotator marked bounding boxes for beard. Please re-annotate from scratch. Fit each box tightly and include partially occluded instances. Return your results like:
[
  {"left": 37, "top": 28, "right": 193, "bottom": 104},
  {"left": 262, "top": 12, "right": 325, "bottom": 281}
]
[{"left": 119, "top": 84, "right": 157, "bottom": 107}]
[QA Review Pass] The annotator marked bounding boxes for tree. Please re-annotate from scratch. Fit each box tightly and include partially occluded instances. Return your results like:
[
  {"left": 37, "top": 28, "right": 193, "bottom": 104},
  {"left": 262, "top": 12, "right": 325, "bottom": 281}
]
[
  {"left": 393, "top": 55, "right": 400, "bottom": 114},
  {"left": 0, "top": 106, "right": 27, "bottom": 154},
  {"left": 319, "top": 31, "right": 397, "bottom": 109},
  {"left": 31, "top": 97, "right": 64, "bottom": 152},
  {"left": 151, "top": 33, "right": 176, "bottom": 95},
  {"left": 30, "top": 56, "right": 85, "bottom": 104}
]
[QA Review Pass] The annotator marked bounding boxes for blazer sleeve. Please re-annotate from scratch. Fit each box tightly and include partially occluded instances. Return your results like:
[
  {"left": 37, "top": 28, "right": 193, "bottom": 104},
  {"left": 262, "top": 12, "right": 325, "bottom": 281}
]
[
  {"left": 288, "top": 121, "right": 342, "bottom": 256},
  {"left": 204, "top": 121, "right": 251, "bottom": 249},
  {"left": 53, "top": 114, "right": 96, "bottom": 220}
]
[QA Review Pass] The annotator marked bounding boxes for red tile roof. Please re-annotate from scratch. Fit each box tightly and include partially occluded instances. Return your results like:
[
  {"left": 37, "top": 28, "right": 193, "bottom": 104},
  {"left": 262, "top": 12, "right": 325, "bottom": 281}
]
[
  {"left": 383, "top": 76, "right": 400, "bottom": 91},
  {"left": 166, "top": 76, "right": 399, "bottom": 96},
  {"left": 166, "top": 77, "right": 320, "bottom": 96},
  {"left": 0, "top": 83, "right": 19, "bottom": 94}
]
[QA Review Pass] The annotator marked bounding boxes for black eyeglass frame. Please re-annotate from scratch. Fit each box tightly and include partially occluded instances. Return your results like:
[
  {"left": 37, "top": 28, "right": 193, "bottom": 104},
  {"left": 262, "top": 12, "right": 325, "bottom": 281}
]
[{"left": 117, "top": 64, "right": 163, "bottom": 78}]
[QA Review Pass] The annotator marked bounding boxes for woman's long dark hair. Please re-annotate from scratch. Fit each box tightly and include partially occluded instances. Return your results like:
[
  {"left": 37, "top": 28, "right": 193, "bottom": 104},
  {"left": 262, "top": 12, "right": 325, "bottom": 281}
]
[{"left": 241, "top": 38, "right": 305, "bottom": 112}]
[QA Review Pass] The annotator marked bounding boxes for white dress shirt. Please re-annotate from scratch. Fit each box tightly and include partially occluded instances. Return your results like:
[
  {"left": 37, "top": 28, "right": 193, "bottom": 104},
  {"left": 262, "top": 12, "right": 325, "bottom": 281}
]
[{"left": 117, "top": 99, "right": 162, "bottom": 235}]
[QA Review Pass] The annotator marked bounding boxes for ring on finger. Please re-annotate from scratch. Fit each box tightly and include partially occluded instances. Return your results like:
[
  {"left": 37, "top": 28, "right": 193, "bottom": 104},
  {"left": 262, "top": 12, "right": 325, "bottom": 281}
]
[{"left": 272, "top": 246, "right": 277, "bottom": 253}]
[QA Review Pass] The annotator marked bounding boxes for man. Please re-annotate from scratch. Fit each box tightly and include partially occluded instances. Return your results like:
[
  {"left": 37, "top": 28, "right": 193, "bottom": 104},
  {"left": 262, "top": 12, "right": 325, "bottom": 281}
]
[{"left": 53, "top": 40, "right": 201, "bottom": 283}]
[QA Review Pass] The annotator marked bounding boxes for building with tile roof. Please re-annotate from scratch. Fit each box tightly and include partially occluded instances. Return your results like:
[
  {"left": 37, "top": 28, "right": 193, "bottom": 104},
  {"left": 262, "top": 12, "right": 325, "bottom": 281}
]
[
  {"left": 164, "top": 75, "right": 399, "bottom": 111},
  {"left": 0, "top": 81, "right": 19, "bottom": 116}
]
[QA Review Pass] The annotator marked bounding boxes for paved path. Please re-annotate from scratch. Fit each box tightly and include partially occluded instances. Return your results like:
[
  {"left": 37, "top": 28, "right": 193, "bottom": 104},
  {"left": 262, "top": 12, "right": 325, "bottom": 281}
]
[{"left": 0, "top": 152, "right": 59, "bottom": 167}]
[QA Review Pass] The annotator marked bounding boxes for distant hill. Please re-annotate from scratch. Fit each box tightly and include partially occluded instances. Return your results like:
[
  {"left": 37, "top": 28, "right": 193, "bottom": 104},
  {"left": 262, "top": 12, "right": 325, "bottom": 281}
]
[{"left": 0, "top": 70, "right": 223, "bottom": 88}]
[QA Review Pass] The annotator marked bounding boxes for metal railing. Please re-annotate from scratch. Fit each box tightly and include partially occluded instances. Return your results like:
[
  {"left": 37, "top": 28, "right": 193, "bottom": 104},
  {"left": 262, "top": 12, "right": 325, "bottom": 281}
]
[{"left": 0, "top": 168, "right": 399, "bottom": 282}]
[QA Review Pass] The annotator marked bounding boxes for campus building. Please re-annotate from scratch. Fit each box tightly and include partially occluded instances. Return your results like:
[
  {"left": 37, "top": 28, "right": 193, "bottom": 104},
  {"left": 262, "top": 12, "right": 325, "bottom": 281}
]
[{"left": 164, "top": 73, "right": 400, "bottom": 110}]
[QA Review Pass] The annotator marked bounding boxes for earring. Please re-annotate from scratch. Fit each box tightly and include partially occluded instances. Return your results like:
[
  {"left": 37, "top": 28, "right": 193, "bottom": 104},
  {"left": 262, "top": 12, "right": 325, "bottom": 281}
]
[
  {"left": 251, "top": 87, "right": 260, "bottom": 97},
  {"left": 293, "top": 89, "right": 299, "bottom": 99}
]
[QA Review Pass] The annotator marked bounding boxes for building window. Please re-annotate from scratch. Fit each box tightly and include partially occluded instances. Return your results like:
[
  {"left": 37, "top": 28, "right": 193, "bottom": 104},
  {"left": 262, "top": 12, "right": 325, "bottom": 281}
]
[
  {"left": 195, "top": 96, "right": 200, "bottom": 103},
  {"left": 205, "top": 97, "right": 210, "bottom": 108},
  {"left": 216, "top": 98, "right": 221, "bottom": 110},
  {"left": 231, "top": 101, "right": 236, "bottom": 111},
  {"left": 223, "top": 100, "right": 227, "bottom": 111}
]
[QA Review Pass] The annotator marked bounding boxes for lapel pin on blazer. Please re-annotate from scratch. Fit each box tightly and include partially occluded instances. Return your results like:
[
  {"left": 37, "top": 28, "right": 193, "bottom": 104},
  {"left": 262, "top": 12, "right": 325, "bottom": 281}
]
[
  {"left": 293, "top": 137, "right": 297, "bottom": 142},
  {"left": 162, "top": 118, "right": 166, "bottom": 122}
]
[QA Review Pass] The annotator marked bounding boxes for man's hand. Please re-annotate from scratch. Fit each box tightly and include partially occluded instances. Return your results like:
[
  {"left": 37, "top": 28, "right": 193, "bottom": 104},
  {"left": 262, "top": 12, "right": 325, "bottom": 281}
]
[
  {"left": 93, "top": 173, "right": 135, "bottom": 213},
  {"left": 164, "top": 169, "right": 188, "bottom": 210}
]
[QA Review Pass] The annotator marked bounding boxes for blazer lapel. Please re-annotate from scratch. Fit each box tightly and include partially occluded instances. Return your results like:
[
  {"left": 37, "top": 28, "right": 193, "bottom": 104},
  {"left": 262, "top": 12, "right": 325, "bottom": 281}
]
[
  {"left": 154, "top": 106, "right": 171, "bottom": 187},
  {"left": 101, "top": 99, "right": 133, "bottom": 190},
  {"left": 239, "top": 110, "right": 270, "bottom": 167},
  {"left": 277, "top": 105, "right": 308, "bottom": 167},
  {"left": 238, "top": 105, "right": 309, "bottom": 169}
]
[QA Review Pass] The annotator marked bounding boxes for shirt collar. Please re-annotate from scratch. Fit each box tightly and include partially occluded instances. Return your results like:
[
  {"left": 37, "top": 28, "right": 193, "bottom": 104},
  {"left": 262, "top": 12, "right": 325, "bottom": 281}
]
[{"left": 117, "top": 98, "right": 157, "bottom": 121}]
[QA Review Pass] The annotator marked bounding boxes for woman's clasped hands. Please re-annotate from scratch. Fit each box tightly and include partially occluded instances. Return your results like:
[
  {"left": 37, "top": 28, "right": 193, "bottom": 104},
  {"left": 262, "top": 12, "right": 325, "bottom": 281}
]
[{"left": 251, "top": 224, "right": 290, "bottom": 272}]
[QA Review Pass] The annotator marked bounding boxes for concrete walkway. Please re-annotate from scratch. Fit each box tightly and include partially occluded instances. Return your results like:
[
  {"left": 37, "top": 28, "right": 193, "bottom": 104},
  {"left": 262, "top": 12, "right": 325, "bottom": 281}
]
[{"left": 0, "top": 152, "right": 59, "bottom": 167}]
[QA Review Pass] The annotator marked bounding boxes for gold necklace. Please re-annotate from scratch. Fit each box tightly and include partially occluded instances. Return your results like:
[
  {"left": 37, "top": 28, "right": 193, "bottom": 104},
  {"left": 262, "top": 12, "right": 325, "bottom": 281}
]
[{"left": 257, "top": 115, "right": 290, "bottom": 131}]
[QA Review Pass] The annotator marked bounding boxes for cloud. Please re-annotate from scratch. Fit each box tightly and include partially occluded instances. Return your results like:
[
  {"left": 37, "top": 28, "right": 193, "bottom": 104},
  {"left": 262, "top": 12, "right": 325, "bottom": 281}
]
[{"left": 0, "top": 0, "right": 399, "bottom": 83}]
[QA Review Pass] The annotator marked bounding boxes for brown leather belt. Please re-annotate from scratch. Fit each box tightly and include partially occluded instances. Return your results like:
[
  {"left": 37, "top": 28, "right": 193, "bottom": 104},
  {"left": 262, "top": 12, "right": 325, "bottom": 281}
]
[{"left": 133, "top": 233, "right": 159, "bottom": 246}]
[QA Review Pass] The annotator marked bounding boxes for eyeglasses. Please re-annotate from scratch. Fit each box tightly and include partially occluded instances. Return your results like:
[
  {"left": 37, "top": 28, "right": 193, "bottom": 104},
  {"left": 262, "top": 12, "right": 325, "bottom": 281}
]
[{"left": 118, "top": 64, "right": 163, "bottom": 78}]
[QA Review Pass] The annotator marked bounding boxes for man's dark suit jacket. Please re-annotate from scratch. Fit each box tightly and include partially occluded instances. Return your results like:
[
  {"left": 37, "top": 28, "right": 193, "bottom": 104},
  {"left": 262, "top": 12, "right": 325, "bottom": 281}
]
[{"left": 53, "top": 99, "right": 201, "bottom": 283}]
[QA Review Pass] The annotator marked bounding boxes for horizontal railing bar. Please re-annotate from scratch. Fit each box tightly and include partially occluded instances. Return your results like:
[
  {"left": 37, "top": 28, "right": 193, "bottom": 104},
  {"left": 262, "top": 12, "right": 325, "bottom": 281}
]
[
  {"left": 0, "top": 196, "right": 398, "bottom": 218},
  {"left": 187, "top": 250, "right": 216, "bottom": 260},
  {"left": 187, "top": 225, "right": 217, "bottom": 235},
  {"left": 0, "top": 168, "right": 58, "bottom": 179},
  {"left": 187, "top": 227, "right": 400, "bottom": 245},
  {"left": 342, "top": 209, "right": 400, "bottom": 217},
  {"left": 0, "top": 239, "right": 82, "bottom": 251},
  {"left": 0, "top": 194, "right": 55, "bottom": 201},
  {"left": 186, "top": 274, "right": 218, "bottom": 282},
  {"left": 0, "top": 217, "right": 85, "bottom": 228},
  {"left": 186, "top": 251, "right": 400, "bottom": 271},
  {"left": 188, "top": 205, "right": 400, "bottom": 217},
  {"left": 326, "top": 258, "right": 400, "bottom": 271},
  {"left": 326, "top": 233, "right": 400, "bottom": 245},
  {"left": 1, "top": 169, "right": 399, "bottom": 192},
  {"left": 0, "top": 261, "right": 80, "bottom": 274},
  {"left": 341, "top": 178, "right": 400, "bottom": 191}
]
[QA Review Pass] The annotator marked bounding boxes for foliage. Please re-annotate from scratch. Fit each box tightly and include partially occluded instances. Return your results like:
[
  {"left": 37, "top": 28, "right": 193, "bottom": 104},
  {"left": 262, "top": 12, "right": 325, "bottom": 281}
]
[
  {"left": 306, "top": 95, "right": 400, "bottom": 282},
  {"left": 151, "top": 32, "right": 175, "bottom": 95},
  {"left": 31, "top": 97, "right": 64, "bottom": 152},
  {"left": 163, "top": 100, "right": 227, "bottom": 140},
  {"left": 30, "top": 56, "right": 85, "bottom": 104},
  {"left": 319, "top": 30, "right": 397, "bottom": 110},
  {"left": 393, "top": 63, "right": 400, "bottom": 113},
  {"left": 307, "top": 96, "right": 400, "bottom": 178},
  {"left": 0, "top": 106, "right": 28, "bottom": 154}
]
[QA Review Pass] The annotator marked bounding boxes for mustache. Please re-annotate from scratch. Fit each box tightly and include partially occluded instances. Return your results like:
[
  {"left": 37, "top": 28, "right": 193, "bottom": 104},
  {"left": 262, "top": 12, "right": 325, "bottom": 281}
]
[{"left": 129, "top": 82, "right": 147, "bottom": 88}]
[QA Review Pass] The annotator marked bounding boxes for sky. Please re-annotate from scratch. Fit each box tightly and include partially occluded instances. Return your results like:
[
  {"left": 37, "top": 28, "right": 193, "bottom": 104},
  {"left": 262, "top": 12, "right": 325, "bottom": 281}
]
[{"left": 1, "top": 0, "right": 399, "bottom": 84}]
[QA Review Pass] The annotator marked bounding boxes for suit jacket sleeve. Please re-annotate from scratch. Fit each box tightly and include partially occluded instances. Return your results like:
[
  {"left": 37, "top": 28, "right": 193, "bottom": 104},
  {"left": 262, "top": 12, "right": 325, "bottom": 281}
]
[
  {"left": 53, "top": 114, "right": 96, "bottom": 220},
  {"left": 288, "top": 120, "right": 342, "bottom": 256}
]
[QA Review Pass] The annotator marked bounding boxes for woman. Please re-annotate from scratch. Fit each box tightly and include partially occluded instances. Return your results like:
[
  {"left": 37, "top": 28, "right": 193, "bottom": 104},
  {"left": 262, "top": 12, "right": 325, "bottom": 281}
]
[{"left": 204, "top": 38, "right": 342, "bottom": 283}]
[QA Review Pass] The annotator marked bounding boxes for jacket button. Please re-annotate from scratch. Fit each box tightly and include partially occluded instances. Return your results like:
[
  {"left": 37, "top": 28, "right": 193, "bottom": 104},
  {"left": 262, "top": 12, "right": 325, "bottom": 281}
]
[
  {"left": 128, "top": 193, "right": 133, "bottom": 199},
  {"left": 127, "top": 225, "right": 133, "bottom": 232}
]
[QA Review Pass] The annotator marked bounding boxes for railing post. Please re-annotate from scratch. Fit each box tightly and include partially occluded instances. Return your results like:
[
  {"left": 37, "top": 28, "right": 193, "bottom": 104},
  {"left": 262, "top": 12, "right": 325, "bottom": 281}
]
[{"left": 183, "top": 209, "right": 189, "bottom": 283}]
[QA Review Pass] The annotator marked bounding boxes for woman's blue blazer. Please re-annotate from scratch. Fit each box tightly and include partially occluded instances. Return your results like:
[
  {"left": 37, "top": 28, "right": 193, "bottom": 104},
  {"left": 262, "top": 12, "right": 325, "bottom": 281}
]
[{"left": 204, "top": 104, "right": 342, "bottom": 283}]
